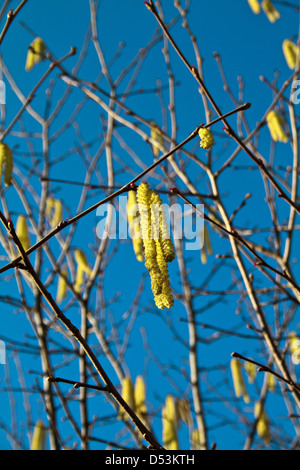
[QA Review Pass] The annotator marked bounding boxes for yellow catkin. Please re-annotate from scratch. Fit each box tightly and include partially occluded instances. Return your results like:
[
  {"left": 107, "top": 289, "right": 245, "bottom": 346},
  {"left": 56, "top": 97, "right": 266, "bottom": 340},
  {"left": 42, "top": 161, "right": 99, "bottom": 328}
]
[
  {"left": 165, "top": 394, "right": 179, "bottom": 428},
  {"left": 200, "top": 246, "right": 207, "bottom": 264},
  {"left": 150, "top": 190, "right": 174, "bottom": 307},
  {"left": 177, "top": 398, "right": 191, "bottom": 426},
  {"left": 16, "top": 215, "right": 30, "bottom": 251},
  {"left": 150, "top": 191, "right": 175, "bottom": 263},
  {"left": 31, "top": 421, "right": 47, "bottom": 450},
  {"left": 266, "top": 111, "right": 288, "bottom": 143},
  {"left": 244, "top": 361, "right": 257, "bottom": 384},
  {"left": 127, "top": 190, "right": 143, "bottom": 262},
  {"left": 282, "top": 39, "right": 300, "bottom": 70},
  {"left": 150, "top": 121, "right": 164, "bottom": 157},
  {"left": 289, "top": 332, "right": 299, "bottom": 354},
  {"left": 230, "top": 358, "right": 250, "bottom": 403},
  {"left": 267, "top": 373, "right": 276, "bottom": 392},
  {"left": 162, "top": 396, "right": 179, "bottom": 450},
  {"left": 0, "top": 143, "right": 13, "bottom": 187},
  {"left": 46, "top": 198, "right": 63, "bottom": 228},
  {"left": 25, "top": 37, "right": 46, "bottom": 71},
  {"left": 134, "top": 375, "right": 147, "bottom": 424},
  {"left": 74, "top": 249, "right": 92, "bottom": 292},
  {"left": 137, "top": 183, "right": 175, "bottom": 309},
  {"left": 248, "top": 0, "right": 261, "bottom": 14},
  {"left": 75, "top": 249, "right": 92, "bottom": 274},
  {"left": 254, "top": 402, "right": 270, "bottom": 445},
  {"left": 4, "top": 147, "right": 13, "bottom": 186},
  {"left": 137, "top": 183, "right": 162, "bottom": 295},
  {"left": 56, "top": 270, "right": 68, "bottom": 304},
  {"left": 261, "top": 0, "right": 280, "bottom": 23},
  {"left": 198, "top": 127, "right": 215, "bottom": 149},
  {"left": 45, "top": 198, "right": 54, "bottom": 216},
  {"left": 51, "top": 200, "right": 63, "bottom": 227},
  {"left": 154, "top": 241, "right": 174, "bottom": 309},
  {"left": 74, "top": 266, "right": 85, "bottom": 293},
  {"left": 288, "top": 332, "right": 300, "bottom": 364},
  {"left": 0, "top": 144, "right": 5, "bottom": 181},
  {"left": 119, "top": 376, "right": 135, "bottom": 421},
  {"left": 191, "top": 429, "right": 206, "bottom": 450}
]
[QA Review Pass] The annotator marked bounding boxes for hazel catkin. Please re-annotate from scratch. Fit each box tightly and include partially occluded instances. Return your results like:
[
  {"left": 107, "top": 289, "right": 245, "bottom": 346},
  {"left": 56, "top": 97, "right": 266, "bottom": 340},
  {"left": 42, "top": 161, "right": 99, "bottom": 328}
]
[
  {"left": 25, "top": 37, "right": 46, "bottom": 71},
  {"left": 198, "top": 127, "right": 215, "bottom": 149},
  {"left": 150, "top": 121, "right": 164, "bottom": 157},
  {"left": 0, "top": 142, "right": 13, "bottom": 187},
  {"left": 127, "top": 190, "right": 143, "bottom": 262},
  {"left": 31, "top": 421, "right": 47, "bottom": 450},
  {"left": 16, "top": 215, "right": 30, "bottom": 251},
  {"left": 136, "top": 182, "right": 175, "bottom": 309}
]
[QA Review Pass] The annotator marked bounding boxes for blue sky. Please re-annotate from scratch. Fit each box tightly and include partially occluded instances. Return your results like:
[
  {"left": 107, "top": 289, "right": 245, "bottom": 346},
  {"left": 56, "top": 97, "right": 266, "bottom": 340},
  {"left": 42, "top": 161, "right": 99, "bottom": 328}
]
[{"left": 0, "top": 0, "right": 299, "bottom": 451}]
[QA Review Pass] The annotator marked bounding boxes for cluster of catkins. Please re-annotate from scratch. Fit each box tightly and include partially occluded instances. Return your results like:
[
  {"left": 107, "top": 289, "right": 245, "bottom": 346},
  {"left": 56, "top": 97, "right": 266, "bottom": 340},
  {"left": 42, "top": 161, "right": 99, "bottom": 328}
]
[{"left": 132, "top": 182, "right": 175, "bottom": 310}]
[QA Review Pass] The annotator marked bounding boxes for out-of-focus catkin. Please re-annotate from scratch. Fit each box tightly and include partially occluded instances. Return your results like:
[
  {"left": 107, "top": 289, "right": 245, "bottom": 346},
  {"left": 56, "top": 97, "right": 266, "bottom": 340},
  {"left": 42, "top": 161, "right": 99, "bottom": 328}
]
[
  {"left": 0, "top": 143, "right": 13, "bottom": 187},
  {"left": 261, "top": 0, "right": 280, "bottom": 23},
  {"left": 267, "top": 372, "right": 276, "bottom": 392},
  {"left": 177, "top": 398, "right": 191, "bottom": 426},
  {"left": 25, "top": 37, "right": 46, "bottom": 71},
  {"left": 191, "top": 429, "right": 206, "bottom": 450},
  {"left": 201, "top": 224, "right": 213, "bottom": 264},
  {"left": 230, "top": 358, "right": 250, "bottom": 403},
  {"left": 266, "top": 110, "right": 288, "bottom": 143},
  {"left": 46, "top": 198, "right": 63, "bottom": 228},
  {"left": 134, "top": 375, "right": 147, "bottom": 424},
  {"left": 127, "top": 190, "right": 143, "bottom": 262},
  {"left": 16, "top": 215, "right": 30, "bottom": 251},
  {"left": 150, "top": 121, "right": 164, "bottom": 157},
  {"left": 56, "top": 270, "right": 68, "bottom": 304},
  {"left": 162, "top": 395, "right": 179, "bottom": 450},
  {"left": 119, "top": 376, "right": 135, "bottom": 421},
  {"left": 74, "top": 249, "right": 92, "bottom": 292},
  {"left": 31, "top": 421, "right": 47, "bottom": 450},
  {"left": 244, "top": 360, "right": 257, "bottom": 384},
  {"left": 247, "top": 0, "right": 261, "bottom": 14},
  {"left": 282, "top": 39, "right": 300, "bottom": 69},
  {"left": 254, "top": 402, "right": 270, "bottom": 445},
  {"left": 136, "top": 182, "right": 175, "bottom": 309},
  {"left": 288, "top": 331, "right": 300, "bottom": 364}
]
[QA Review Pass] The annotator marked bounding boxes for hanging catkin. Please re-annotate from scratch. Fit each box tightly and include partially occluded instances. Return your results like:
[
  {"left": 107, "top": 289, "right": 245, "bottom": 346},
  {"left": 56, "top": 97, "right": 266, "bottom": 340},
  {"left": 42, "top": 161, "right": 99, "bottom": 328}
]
[
  {"left": 74, "top": 249, "right": 92, "bottom": 293},
  {"left": 127, "top": 190, "right": 143, "bottom": 262},
  {"left": 134, "top": 375, "right": 148, "bottom": 424},
  {"left": 0, "top": 143, "right": 13, "bottom": 187},
  {"left": 137, "top": 183, "right": 163, "bottom": 296},
  {"left": 16, "top": 215, "right": 30, "bottom": 251},
  {"left": 31, "top": 421, "right": 47, "bottom": 450},
  {"left": 56, "top": 270, "right": 68, "bottom": 304},
  {"left": 282, "top": 39, "right": 299, "bottom": 69},
  {"left": 266, "top": 110, "right": 288, "bottom": 143},
  {"left": 119, "top": 376, "right": 135, "bottom": 421},
  {"left": 46, "top": 198, "right": 63, "bottom": 228},
  {"left": 25, "top": 37, "right": 46, "bottom": 71},
  {"left": 230, "top": 358, "right": 250, "bottom": 403},
  {"left": 162, "top": 395, "right": 179, "bottom": 450},
  {"left": 150, "top": 121, "right": 164, "bottom": 157},
  {"left": 136, "top": 182, "right": 175, "bottom": 309},
  {"left": 254, "top": 402, "right": 270, "bottom": 445}
]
